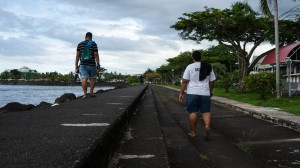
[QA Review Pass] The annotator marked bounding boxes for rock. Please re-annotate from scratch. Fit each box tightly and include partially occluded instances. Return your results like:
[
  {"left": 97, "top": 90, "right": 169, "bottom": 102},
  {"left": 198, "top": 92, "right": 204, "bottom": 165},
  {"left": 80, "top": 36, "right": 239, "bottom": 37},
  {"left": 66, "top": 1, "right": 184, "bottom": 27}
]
[
  {"left": 36, "top": 101, "right": 52, "bottom": 108},
  {"left": 0, "top": 102, "right": 35, "bottom": 113},
  {"left": 54, "top": 93, "right": 76, "bottom": 104},
  {"left": 96, "top": 89, "right": 106, "bottom": 94}
]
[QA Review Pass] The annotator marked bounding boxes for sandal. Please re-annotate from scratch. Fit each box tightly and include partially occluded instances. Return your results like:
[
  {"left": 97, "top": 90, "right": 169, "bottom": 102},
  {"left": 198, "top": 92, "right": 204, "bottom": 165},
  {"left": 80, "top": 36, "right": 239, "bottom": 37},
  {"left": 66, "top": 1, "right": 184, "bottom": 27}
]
[{"left": 188, "top": 132, "right": 196, "bottom": 138}]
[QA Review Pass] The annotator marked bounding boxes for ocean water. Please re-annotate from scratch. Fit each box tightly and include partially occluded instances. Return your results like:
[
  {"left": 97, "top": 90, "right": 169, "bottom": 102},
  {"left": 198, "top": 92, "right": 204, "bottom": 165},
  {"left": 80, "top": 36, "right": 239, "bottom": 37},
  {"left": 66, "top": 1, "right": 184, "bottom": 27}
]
[{"left": 0, "top": 85, "right": 114, "bottom": 108}]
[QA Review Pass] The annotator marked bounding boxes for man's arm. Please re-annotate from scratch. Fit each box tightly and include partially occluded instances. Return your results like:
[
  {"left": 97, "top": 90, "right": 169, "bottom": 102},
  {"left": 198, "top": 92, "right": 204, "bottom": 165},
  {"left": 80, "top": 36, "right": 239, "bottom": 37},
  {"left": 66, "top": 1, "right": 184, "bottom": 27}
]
[
  {"left": 179, "top": 79, "right": 189, "bottom": 102},
  {"left": 209, "top": 81, "right": 214, "bottom": 97},
  {"left": 94, "top": 52, "right": 100, "bottom": 67},
  {"left": 75, "top": 51, "right": 80, "bottom": 71}
]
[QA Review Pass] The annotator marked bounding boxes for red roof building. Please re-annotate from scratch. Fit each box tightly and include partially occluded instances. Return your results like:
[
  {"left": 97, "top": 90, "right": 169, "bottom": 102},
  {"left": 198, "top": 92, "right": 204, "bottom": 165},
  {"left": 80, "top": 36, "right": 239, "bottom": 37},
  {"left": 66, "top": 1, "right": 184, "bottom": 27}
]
[
  {"left": 261, "top": 43, "right": 300, "bottom": 65},
  {"left": 260, "top": 43, "right": 300, "bottom": 96}
]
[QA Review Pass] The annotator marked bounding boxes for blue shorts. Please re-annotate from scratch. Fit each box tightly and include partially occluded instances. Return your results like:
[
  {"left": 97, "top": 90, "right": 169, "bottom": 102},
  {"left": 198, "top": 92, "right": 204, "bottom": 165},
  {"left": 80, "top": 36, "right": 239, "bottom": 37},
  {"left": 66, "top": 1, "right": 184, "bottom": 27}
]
[
  {"left": 185, "top": 94, "right": 211, "bottom": 113},
  {"left": 79, "top": 65, "right": 97, "bottom": 79}
]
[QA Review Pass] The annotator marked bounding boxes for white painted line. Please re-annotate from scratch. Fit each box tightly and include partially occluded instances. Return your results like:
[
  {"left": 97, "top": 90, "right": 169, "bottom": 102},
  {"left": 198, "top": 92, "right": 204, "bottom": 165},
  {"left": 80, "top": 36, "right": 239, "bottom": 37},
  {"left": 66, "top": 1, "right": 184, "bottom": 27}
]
[
  {"left": 117, "top": 154, "right": 155, "bottom": 159},
  {"left": 82, "top": 114, "right": 103, "bottom": 116},
  {"left": 292, "top": 160, "right": 300, "bottom": 165},
  {"left": 106, "top": 103, "right": 124, "bottom": 105},
  {"left": 61, "top": 123, "right": 110, "bottom": 127}
]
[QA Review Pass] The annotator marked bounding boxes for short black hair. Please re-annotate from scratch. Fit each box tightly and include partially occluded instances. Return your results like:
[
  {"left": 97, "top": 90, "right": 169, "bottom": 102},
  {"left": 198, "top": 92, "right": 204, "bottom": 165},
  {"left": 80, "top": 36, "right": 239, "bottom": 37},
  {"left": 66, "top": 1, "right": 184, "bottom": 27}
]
[
  {"left": 192, "top": 50, "right": 202, "bottom": 61},
  {"left": 85, "top": 32, "right": 93, "bottom": 39}
]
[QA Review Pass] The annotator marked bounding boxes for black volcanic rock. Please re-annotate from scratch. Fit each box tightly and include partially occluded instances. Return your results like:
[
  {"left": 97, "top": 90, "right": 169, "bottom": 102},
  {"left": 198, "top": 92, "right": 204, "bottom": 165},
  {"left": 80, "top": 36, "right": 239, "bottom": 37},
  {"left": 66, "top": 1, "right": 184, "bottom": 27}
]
[
  {"left": 54, "top": 93, "right": 76, "bottom": 104},
  {"left": 36, "top": 101, "right": 52, "bottom": 108},
  {"left": 0, "top": 102, "right": 35, "bottom": 112}
]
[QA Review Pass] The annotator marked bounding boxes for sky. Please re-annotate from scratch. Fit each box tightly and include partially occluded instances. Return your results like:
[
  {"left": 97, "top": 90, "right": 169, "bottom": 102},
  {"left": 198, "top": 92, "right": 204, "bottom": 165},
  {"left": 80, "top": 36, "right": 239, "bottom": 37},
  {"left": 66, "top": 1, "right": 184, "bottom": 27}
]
[{"left": 0, "top": 0, "right": 299, "bottom": 75}]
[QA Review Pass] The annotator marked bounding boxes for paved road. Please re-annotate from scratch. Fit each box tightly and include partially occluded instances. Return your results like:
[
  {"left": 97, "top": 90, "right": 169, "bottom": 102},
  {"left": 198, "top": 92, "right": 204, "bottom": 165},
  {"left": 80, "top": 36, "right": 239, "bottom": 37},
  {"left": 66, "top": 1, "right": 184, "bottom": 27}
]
[
  {"left": 1, "top": 84, "right": 299, "bottom": 168},
  {"left": 113, "top": 85, "right": 300, "bottom": 168}
]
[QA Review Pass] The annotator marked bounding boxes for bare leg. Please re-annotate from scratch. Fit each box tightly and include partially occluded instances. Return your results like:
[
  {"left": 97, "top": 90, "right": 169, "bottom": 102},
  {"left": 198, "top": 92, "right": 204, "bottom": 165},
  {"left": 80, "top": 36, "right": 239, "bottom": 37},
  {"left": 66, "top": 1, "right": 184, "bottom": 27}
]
[
  {"left": 189, "top": 112, "right": 198, "bottom": 137},
  {"left": 202, "top": 112, "right": 211, "bottom": 128},
  {"left": 90, "top": 78, "right": 96, "bottom": 96},
  {"left": 202, "top": 112, "right": 211, "bottom": 140},
  {"left": 82, "top": 78, "right": 88, "bottom": 98}
]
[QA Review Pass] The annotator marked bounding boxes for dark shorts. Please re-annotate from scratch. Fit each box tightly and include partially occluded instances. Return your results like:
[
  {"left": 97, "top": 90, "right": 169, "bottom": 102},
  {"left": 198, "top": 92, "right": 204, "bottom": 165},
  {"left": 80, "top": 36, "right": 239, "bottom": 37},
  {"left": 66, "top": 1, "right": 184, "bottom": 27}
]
[
  {"left": 185, "top": 94, "right": 211, "bottom": 113},
  {"left": 79, "top": 65, "right": 97, "bottom": 79}
]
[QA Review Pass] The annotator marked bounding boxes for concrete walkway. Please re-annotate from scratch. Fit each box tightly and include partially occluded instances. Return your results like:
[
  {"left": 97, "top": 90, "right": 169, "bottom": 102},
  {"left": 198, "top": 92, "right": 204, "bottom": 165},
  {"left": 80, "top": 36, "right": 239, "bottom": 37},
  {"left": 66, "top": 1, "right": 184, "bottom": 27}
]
[
  {"left": 163, "top": 86, "right": 300, "bottom": 132},
  {"left": 1, "top": 84, "right": 300, "bottom": 168},
  {"left": 0, "top": 85, "right": 147, "bottom": 168},
  {"left": 154, "top": 85, "right": 300, "bottom": 168}
]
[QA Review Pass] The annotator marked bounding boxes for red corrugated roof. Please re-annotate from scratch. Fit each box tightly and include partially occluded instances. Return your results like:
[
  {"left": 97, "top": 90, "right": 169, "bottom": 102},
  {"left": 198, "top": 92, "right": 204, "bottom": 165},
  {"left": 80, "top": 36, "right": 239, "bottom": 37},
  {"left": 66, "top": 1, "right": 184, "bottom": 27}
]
[{"left": 261, "top": 43, "right": 300, "bottom": 65}]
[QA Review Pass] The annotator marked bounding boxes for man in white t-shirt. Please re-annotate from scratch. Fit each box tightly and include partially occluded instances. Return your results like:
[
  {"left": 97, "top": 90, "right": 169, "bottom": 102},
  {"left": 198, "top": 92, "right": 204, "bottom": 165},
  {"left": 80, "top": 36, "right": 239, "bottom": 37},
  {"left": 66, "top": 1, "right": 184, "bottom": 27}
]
[{"left": 179, "top": 50, "right": 216, "bottom": 140}]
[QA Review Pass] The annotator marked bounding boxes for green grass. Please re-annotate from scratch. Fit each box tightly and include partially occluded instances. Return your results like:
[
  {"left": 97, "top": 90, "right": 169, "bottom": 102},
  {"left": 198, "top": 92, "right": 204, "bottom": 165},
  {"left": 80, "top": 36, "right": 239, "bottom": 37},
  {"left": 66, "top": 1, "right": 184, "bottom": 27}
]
[
  {"left": 213, "top": 88, "right": 300, "bottom": 116},
  {"left": 199, "top": 153, "right": 209, "bottom": 161},
  {"left": 163, "top": 85, "right": 300, "bottom": 116}
]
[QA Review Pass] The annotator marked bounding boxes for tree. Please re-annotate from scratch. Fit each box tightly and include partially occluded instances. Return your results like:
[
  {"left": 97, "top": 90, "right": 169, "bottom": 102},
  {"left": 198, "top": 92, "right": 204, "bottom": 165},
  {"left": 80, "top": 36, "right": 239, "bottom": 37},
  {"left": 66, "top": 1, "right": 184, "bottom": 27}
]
[
  {"left": 171, "top": 2, "right": 300, "bottom": 91},
  {"left": 0, "top": 71, "right": 10, "bottom": 80},
  {"left": 10, "top": 69, "right": 22, "bottom": 80},
  {"left": 143, "top": 68, "right": 161, "bottom": 83},
  {"left": 127, "top": 76, "right": 139, "bottom": 84},
  {"left": 156, "top": 51, "right": 193, "bottom": 84},
  {"left": 156, "top": 46, "right": 237, "bottom": 85},
  {"left": 202, "top": 45, "right": 237, "bottom": 72},
  {"left": 212, "top": 63, "right": 231, "bottom": 92}
]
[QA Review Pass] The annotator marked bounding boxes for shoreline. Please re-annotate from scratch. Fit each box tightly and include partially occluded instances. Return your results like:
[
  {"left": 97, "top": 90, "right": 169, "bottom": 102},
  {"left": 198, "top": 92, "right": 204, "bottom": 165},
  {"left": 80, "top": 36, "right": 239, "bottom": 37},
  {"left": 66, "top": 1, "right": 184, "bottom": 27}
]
[
  {"left": 0, "top": 84, "right": 128, "bottom": 114},
  {"left": 0, "top": 80, "right": 129, "bottom": 87}
]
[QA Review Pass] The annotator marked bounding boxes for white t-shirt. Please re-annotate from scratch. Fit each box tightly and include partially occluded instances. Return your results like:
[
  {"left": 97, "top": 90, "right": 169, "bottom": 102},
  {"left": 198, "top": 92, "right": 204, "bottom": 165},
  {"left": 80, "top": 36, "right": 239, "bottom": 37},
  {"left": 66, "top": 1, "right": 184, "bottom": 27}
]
[{"left": 182, "top": 62, "right": 216, "bottom": 96}]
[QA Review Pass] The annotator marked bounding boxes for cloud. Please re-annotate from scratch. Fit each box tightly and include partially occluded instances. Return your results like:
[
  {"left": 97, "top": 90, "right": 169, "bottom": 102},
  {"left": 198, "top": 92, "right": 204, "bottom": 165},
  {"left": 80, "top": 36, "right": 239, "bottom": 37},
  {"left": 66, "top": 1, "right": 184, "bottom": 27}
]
[{"left": 0, "top": 0, "right": 299, "bottom": 74}]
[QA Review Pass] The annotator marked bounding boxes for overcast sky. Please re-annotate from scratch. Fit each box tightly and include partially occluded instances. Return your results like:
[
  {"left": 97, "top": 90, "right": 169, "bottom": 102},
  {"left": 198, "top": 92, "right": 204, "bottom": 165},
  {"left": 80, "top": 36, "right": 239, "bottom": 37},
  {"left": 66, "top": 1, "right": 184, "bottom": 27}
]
[{"left": 0, "top": 0, "right": 298, "bottom": 75}]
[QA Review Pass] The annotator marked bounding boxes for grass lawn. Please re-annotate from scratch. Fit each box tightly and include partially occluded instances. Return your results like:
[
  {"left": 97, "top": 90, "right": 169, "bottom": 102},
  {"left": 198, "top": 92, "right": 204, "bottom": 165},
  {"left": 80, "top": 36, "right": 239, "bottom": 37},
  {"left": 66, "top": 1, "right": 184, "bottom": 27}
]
[{"left": 164, "top": 85, "right": 300, "bottom": 116}]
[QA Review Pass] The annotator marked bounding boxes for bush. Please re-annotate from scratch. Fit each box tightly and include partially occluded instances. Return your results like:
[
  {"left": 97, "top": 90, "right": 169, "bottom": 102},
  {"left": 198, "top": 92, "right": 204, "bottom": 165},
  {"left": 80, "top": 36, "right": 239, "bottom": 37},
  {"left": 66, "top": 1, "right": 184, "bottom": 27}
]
[
  {"left": 245, "top": 72, "right": 276, "bottom": 99},
  {"left": 213, "top": 63, "right": 240, "bottom": 93}
]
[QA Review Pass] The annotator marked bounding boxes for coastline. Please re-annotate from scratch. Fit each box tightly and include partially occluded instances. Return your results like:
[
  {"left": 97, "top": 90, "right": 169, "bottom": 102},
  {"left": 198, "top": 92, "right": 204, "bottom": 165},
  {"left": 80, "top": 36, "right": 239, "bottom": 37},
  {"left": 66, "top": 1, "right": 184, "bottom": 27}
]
[
  {"left": 0, "top": 82, "right": 129, "bottom": 114},
  {"left": 0, "top": 80, "right": 129, "bottom": 87}
]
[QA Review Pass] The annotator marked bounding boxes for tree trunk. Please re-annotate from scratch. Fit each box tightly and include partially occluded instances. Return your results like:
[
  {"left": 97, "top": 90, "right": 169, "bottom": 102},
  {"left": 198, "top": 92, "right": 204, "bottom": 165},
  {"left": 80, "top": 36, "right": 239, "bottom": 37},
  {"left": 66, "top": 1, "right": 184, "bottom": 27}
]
[{"left": 238, "top": 58, "right": 250, "bottom": 92}]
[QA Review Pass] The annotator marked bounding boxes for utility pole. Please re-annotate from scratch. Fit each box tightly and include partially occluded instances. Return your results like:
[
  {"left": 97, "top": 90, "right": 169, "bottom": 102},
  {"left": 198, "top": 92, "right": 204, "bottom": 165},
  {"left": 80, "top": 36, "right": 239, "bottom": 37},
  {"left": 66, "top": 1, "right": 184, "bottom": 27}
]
[
  {"left": 172, "top": 69, "right": 174, "bottom": 85},
  {"left": 274, "top": 0, "right": 281, "bottom": 99}
]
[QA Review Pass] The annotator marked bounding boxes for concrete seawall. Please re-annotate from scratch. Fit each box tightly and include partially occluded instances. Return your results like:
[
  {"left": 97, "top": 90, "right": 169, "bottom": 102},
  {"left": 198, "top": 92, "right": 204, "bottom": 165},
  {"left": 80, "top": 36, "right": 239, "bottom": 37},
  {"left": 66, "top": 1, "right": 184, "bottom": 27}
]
[{"left": 0, "top": 85, "right": 147, "bottom": 168}]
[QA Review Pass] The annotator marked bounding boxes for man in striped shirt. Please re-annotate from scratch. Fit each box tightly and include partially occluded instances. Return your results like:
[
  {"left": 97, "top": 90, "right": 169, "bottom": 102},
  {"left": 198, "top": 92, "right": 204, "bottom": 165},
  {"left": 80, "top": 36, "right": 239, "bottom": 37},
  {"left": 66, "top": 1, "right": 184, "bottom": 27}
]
[{"left": 75, "top": 32, "right": 100, "bottom": 98}]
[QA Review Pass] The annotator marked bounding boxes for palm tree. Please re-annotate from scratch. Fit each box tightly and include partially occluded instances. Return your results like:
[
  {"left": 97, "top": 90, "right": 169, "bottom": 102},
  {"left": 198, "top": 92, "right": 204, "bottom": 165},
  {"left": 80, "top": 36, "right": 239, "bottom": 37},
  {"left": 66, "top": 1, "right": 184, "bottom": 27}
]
[{"left": 258, "top": 0, "right": 280, "bottom": 98}]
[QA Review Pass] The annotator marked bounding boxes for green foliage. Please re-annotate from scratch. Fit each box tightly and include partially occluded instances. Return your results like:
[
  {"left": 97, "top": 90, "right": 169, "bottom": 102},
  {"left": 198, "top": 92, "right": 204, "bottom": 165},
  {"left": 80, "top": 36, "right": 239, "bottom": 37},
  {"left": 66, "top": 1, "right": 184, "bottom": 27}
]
[
  {"left": 156, "top": 51, "right": 193, "bottom": 75},
  {"left": 171, "top": 1, "right": 300, "bottom": 91},
  {"left": 10, "top": 69, "right": 22, "bottom": 80},
  {"left": 171, "top": 2, "right": 270, "bottom": 43},
  {"left": 212, "top": 63, "right": 231, "bottom": 92},
  {"left": 245, "top": 72, "right": 276, "bottom": 99},
  {"left": 155, "top": 46, "right": 238, "bottom": 85},
  {"left": 213, "top": 63, "right": 240, "bottom": 93},
  {"left": 145, "top": 72, "right": 161, "bottom": 83},
  {"left": 103, "top": 71, "right": 129, "bottom": 83},
  {"left": 156, "top": 51, "right": 193, "bottom": 84},
  {"left": 127, "top": 76, "right": 139, "bottom": 84},
  {"left": 0, "top": 71, "right": 10, "bottom": 80},
  {"left": 269, "top": 19, "right": 300, "bottom": 45},
  {"left": 202, "top": 45, "right": 236, "bottom": 70}
]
